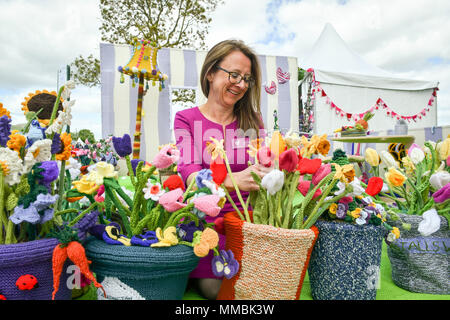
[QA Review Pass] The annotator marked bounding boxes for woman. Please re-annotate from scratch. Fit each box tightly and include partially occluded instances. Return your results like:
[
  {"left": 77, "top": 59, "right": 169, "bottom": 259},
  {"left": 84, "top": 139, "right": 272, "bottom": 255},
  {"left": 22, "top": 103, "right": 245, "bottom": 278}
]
[{"left": 173, "top": 39, "right": 271, "bottom": 299}]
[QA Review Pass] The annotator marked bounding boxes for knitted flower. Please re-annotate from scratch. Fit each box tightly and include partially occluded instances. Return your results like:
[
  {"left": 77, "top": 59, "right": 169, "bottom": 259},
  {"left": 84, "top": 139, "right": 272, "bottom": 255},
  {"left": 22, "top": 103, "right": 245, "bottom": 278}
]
[
  {"left": 7, "top": 130, "right": 26, "bottom": 154},
  {"left": 192, "top": 228, "right": 219, "bottom": 257},
  {"left": 315, "top": 135, "right": 330, "bottom": 156},
  {"left": 130, "top": 231, "right": 158, "bottom": 247},
  {"left": 409, "top": 147, "right": 425, "bottom": 165},
  {"left": 210, "top": 157, "right": 227, "bottom": 185},
  {"left": 261, "top": 169, "right": 284, "bottom": 195},
  {"left": 45, "top": 99, "right": 75, "bottom": 135},
  {"left": 0, "top": 115, "right": 12, "bottom": 147},
  {"left": 365, "top": 176, "right": 384, "bottom": 196},
  {"left": 437, "top": 138, "right": 450, "bottom": 161},
  {"left": 332, "top": 163, "right": 355, "bottom": 184},
  {"left": 269, "top": 130, "right": 286, "bottom": 159},
  {"left": 364, "top": 148, "right": 380, "bottom": 167},
  {"left": 86, "top": 162, "right": 118, "bottom": 185},
  {"left": 212, "top": 249, "right": 240, "bottom": 279},
  {"left": 279, "top": 148, "right": 299, "bottom": 172},
  {"left": 284, "top": 130, "right": 302, "bottom": 149},
  {"left": 247, "top": 138, "right": 264, "bottom": 158},
  {"left": 312, "top": 163, "right": 331, "bottom": 185},
  {"left": 152, "top": 144, "right": 180, "bottom": 169},
  {"left": 430, "top": 171, "right": 450, "bottom": 190},
  {"left": 24, "top": 139, "right": 52, "bottom": 171},
  {"left": 385, "top": 167, "right": 406, "bottom": 187},
  {"left": 432, "top": 182, "right": 450, "bottom": 203},
  {"left": 177, "top": 221, "right": 204, "bottom": 242},
  {"left": 72, "top": 175, "right": 100, "bottom": 195},
  {"left": 143, "top": 180, "right": 165, "bottom": 201},
  {"left": 55, "top": 132, "right": 72, "bottom": 161},
  {"left": 10, "top": 194, "right": 58, "bottom": 225},
  {"left": 297, "top": 158, "right": 322, "bottom": 175},
  {"left": 417, "top": 208, "right": 441, "bottom": 236},
  {"left": 163, "top": 174, "right": 185, "bottom": 191},
  {"left": 39, "top": 161, "right": 59, "bottom": 185},
  {"left": 297, "top": 179, "right": 322, "bottom": 199},
  {"left": 257, "top": 146, "right": 275, "bottom": 168},
  {"left": 355, "top": 209, "right": 371, "bottom": 225},
  {"left": 151, "top": 226, "right": 179, "bottom": 247},
  {"left": 206, "top": 137, "right": 225, "bottom": 161},
  {"left": 61, "top": 156, "right": 82, "bottom": 180},
  {"left": 380, "top": 150, "right": 398, "bottom": 168},
  {"left": 158, "top": 188, "right": 186, "bottom": 212},
  {"left": 195, "top": 168, "right": 212, "bottom": 189},
  {"left": 0, "top": 147, "right": 23, "bottom": 185},
  {"left": 336, "top": 203, "right": 348, "bottom": 219},
  {"left": 193, "top": 194, "right": 222, "bottom": 217},
  {"left": 112, "top": 134, "right": 132, "bottom": 158}
]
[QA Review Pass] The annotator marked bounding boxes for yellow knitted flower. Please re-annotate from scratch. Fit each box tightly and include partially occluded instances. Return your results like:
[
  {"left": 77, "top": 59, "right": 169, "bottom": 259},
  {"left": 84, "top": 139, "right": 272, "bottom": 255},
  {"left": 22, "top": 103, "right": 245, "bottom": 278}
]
[
  {"left": 329, "top": 203, "right": 338, "bottom": 214},
  {"left": 0, "top": 103, "right": 11, "bottom": 119},
  {"left": 55, "top": 132, "right": 72, "bottom": 161},
  {"left": 438, "top": 138, "right": 450, "bottom": 161},
  {"left": 72, "top": 175, "right": 100, "bottom": 195},
  {"left": 7, "top": 130, "right": 27, "bottom": 154},
  {"left": 206, "top": 137, "right": 225, "bottom": 161},
  {"left": 385, "top": 167, "right": 406, "bottom": 187},
  {"left": 401, "top": 156, "right": 415, "bottom": 175},
  {"left": 364, "top": 148, "right": 380, "bottom": 166},
  {"left": 151, "top": 226, "right": 179, "bottom": 247},
  {"left": 391, "top": 227, "right": 400, "bottom": 239},
  {"left": 350, "top": 208, "right": 362, "bottom": 219},
  {"left": 332, "top": 163, "right": 355, "bottom": 184}
]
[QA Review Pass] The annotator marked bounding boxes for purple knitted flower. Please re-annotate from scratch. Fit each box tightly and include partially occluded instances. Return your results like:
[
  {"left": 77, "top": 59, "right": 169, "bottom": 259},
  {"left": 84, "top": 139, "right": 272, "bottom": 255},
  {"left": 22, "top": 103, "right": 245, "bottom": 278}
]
[
  {"left": 112, "top": 134, "right": 132, "bottom": 157},
  {"left": 0, "top": 115, "right": 11, "bottom": 147},
  {"left": 39, "top": 161, "right": 60, "bottom": 184},
  {"left": 211, "top": 249, "right": 240, "bottom": 279},
  {"left": 432, "top": 182, "right": 450, "bottom": 203},
  {"left": 131, "top": 159, "right": 144, "bottom": 175},
  {"left": 195, "top": 169, "right": 212, "bottom": 189},
  {"left": 51, "top": 132, "right": 62, "bottom": 154},
  {"left": 130, "top": 231, "right": 158, "bottom": 247},
  {"left": 336, "top": 203, "right": 348, "bottom": 219},
  {"left": 177, "top": 221, "right": 204, "bottom": 242}
]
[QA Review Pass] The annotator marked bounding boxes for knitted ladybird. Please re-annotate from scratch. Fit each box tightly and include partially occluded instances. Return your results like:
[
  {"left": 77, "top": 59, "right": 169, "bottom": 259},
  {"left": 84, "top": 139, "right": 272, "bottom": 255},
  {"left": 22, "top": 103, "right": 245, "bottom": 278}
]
[
  {"left": 16, "top": 274, "right": 39, "bottom": 290},
  {"left": 0, "top": 293, "right": 6, "bottom": 300}
]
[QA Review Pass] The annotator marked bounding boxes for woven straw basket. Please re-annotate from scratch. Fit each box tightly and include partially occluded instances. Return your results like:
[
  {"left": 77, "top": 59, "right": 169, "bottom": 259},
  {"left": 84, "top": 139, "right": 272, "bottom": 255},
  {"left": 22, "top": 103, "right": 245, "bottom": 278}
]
[
  {"left": 0, "top": 238, "right": 72, "bottom": 300},
  {"left": 84, "top": 237, "right": 199, "bottom": 300},
  {"left": 217, "top": 211, "right": 319, "bottom": 300},
  {"left": 308, "top": 220, "right": 385, "bottom": 300},
  {"left": 387, "top": 213, "right": 449, "bottom": 294}
]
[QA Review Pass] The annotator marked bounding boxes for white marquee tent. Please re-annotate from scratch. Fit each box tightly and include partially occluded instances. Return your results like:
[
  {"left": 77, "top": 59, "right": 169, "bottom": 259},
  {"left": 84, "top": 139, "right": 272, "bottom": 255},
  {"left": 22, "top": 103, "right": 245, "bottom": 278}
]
[{"left": 300, "top": 23, "right": 440, "bottom": 135}]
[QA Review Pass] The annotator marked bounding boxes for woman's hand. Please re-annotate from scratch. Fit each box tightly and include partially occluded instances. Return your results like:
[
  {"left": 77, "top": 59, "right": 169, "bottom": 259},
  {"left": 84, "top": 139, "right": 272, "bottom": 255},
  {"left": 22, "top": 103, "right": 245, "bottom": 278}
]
[{"left": 224, "top": 163, "right": 273, "bottom": 192}]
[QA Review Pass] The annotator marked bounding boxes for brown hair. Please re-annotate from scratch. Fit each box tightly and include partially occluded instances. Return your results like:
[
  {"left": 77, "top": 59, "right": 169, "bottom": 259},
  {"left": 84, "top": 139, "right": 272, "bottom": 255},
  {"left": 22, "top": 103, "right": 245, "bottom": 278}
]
[{"left": 200, "top": 39, "right": 263, "bottom": 135}]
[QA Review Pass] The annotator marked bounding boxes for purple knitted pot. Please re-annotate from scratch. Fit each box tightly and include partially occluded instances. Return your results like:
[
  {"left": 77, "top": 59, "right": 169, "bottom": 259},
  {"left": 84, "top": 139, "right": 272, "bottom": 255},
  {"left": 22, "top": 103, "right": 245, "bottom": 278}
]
[{"left": 0, "top": 238, "right": 72, "bottom": 300}]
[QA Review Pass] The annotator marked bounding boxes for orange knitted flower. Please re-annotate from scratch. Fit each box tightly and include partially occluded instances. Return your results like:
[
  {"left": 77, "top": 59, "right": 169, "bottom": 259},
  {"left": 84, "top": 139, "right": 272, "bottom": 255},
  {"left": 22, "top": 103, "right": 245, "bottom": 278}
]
[
  {"left": 55, "top": 132, "right": 72, "bottom": 161},
  {"left": 7, "top": 130, "right": 27, "bottom": 154},
  {"left": 0, "top": 103, "right": 11, "bottom": 119}
]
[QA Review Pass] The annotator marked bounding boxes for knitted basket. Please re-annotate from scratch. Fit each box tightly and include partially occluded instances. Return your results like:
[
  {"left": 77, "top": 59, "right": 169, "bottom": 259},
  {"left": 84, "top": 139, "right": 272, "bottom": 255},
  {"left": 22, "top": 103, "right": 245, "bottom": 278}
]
[
  {"left": 0, "top": 238, "right": 72, "bottom": 300},
  {"left": 386, "top": 213, "right": 449, "bottom": 294},
  {"left": 84, "top": 237, "right": 199, "bottom": 300},
  {"left": 308, "top": 220, "right": 385, "bottom": 300},
  {"left": 217, "top": 211, "right": 319, "bottom": 300}
]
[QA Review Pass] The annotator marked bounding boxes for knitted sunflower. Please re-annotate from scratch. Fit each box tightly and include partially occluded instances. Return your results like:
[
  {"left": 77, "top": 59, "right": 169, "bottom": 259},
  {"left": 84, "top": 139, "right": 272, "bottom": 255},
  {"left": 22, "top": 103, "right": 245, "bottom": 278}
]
[
  {"left": 0, "top": 102, "right": 11, "bottom": 119},
  {"left": 21, "top": 90, "right": 64, "bottom": 127}
]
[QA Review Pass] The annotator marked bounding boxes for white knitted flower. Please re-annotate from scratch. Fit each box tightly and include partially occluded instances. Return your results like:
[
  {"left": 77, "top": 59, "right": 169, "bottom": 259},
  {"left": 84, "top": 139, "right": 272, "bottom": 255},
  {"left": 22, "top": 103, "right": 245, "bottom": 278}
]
[
  {"left": 23, "top": 139, "right": 53, "bottom": 172},
  {"left": 45, "top": 99, "right": 75, "bottom": 134},
  {"left": 261, "top": 169, "right": 285, "bottom": 195},
  {"left": 0, "top": 147, "right": 24, "bottom": 185}
]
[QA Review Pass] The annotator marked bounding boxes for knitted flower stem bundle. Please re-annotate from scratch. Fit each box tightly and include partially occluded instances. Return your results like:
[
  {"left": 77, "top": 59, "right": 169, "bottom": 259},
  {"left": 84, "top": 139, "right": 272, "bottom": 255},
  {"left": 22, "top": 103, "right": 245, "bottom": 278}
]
[
  {"left": 103, "top": 184, "right": 132, "bottom": 237},
  {"left": 0, "top": 168, "right": 16, "bottom": 244},
  {"left": 282, "top": 171, "right": 301, "bottom": 229},
  {"left": 55, "top": 159, "right": 66, "bottom": 212},
  {"left": 221, "top": 184, "right": 246, "bottom": 221},
  {"left": 125, "top": 155, "right": 137, "bottom": 187},
  {"left": 47, "top": 85, "right": 65, "bottom": 140}
]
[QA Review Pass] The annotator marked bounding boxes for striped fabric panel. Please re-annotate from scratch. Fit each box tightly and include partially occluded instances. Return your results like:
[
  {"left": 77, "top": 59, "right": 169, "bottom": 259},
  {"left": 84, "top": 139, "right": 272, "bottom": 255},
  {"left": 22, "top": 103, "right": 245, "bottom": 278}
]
[{"left": 100, "top": 44, "right": 299, "bottom": 161}]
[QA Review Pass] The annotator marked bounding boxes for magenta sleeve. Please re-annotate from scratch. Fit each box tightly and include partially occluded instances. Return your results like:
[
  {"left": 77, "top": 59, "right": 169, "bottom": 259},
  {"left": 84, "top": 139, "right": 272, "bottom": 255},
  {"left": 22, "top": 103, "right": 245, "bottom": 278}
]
[{"left": 174, "top": 111, "right": 203, "bottom": 185}]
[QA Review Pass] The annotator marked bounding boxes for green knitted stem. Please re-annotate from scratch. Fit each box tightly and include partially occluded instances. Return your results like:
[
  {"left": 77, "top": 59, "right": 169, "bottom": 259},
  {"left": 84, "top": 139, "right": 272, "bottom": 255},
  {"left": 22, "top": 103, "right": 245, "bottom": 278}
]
[
  {"left": 165, "top": 211, "right": 199, "bottom": 230},
  {"left": 125, "top": 155, "right": 136, "bottom": 187},
  {"left": 182, "top": 173, "right": 198, "bottom": 202},
  {"left": 55, "top": 159, "right": 66, "bottom": 212},
  {"left": 163, "top": 203, "right": 195, "bottom": 229},
  {"left": 282, "top": 171, "right": 300, "bottom": 229},
  {"left": 104, "top": 185, "right": 132, "bottom": 237},
  {"left": 223, "top": 154, "right": 250, "bottom": 222},
  {"left": 221, "top": 183, "right": 246, "bottom": 221}
]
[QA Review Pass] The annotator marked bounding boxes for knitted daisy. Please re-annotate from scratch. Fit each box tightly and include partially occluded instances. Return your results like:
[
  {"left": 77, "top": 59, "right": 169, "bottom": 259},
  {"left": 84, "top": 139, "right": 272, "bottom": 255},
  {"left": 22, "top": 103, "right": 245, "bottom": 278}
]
[
  {"left": 0, "top": 147, "right": 24, "bottom": 185},
  {"left": 24, "top": 139, "right": 52, "bottom": 172},
  {"left": 45, "top": 100, "right": 75, "bottom": 134},
  {"left": 143, "top": 180, "right": 165, "bottom": 201}
]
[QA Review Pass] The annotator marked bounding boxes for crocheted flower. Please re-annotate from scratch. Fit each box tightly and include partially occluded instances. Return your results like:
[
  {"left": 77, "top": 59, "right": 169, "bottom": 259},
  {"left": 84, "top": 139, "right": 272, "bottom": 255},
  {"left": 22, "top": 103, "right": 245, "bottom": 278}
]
[
  {"left": 61, "top": 156, "right": 82, "bottom": 180},
  {"left": 158, "top": 188, "right": 186, "bottom": 212},
  {"left": 364, "top": 148, "right": 380, "bottom": 167},
  {"left": 193, "top": 194, "right": 222, "bottom": 217},
  {"left": 7, "top": 130, "right": 26, "bottom": 154},
  {"left": 72, "top": 175, "right": 100, "bottom": 195},
  {"left": 10, "top": 205, "right": 41, "bottom": 224},
  {"left": 355, "top": 209, "right": 371, "bottom": 225},
  {"left": 332, "top": 163, "right": 355, "bottom": 184},
  {"left": 269, "top": 130, "right": 286, "bottom": 159},
  {"left": 430, "top": 171, "right": 450, "bottom": 191},
  {"left": 163, "top": 174, "right": 185, "bottom": 191},
  {"left": 103, "top": 224, "right": 131, "bottom": 246},
  {"left": 0, "top": 115, "right": 12, "bottom": 147},
  {"left": 195, "top": 168, "right": 212, "bottom": 189},
  {"left": 328, "top": 203, "right": 337, "bottom": 215},
  {"left": 335, "top": 203, "right": 348, "bottom": 219},
  {"left": 206, "top": 137, "right": 225, "bottom": 161},
  {"left": 38, "top": 161, "right": 59, "bottom": 185},
  {"left": 210, "top": 157, "right": 227, "bottom": 185},
  {"left": 432, "top": 182, "right": 450, "bottom": 203},
  {"left": 312, "top": 163, "right": 331, "bottom": 186},
  {"left": 437, "top": 138, "right": 450, "bottom": 161},
  {"left": 385, "top": 167, "right": 406, "bottom": 187},
  {"left": 380, "top": 150, "right": 398, "bottom": 168},
  {"left": 284, "top": 130, "right": 302, "bottom": 149},
  {"left": 177, "top": 221, "right": 204, "bottom": 242},
  {"left": 0, "top": 147, "right": 23, "bottom": 185},
  {"left": 212, "top": 249, "right": 240, "bottom": 279},
  {"left": 143, "top": 181, "right": 165, "bottom": 201},
  {"left": 192, "top": 228, "right": 219, "bottom": 257},
  {"left": 298, "top": 158, "right": 322, "bottom": 175},
  {"left": 26, "top": 120, "right": 46, "bottom": 147},
  {"left": 261, "top": 169, "right": 284, "bottom": 195},
  {"left": 152, "top": 144, "right": 180, "bottom": 169},
  {"left": 316, "top": 136, "right": 330, "bottom": 156},
  {"left": 409, "top": 147, "right": 425, "bottom": 165},
  {"left": 247, "top": 138, "right": 264, "bottom": 158},
  {"left": 45, "top": 99, "right": 75, "bottom": 135},
  {"left": 130, "top": 231, "right": 158, "bottom": 247},
  {"left": 51, "top": 132, "right": 62, "bottom": 154},
  {"left": 418, "top": 208, "right": 441, "bottom": 236},
  {"left": 112, "top": 134, "right": 132, "bottom": 158},
  {"left": 279, "top": 148, "right": 299, "bottom": 172},
  {"left": 85, "top": 162, "right": 118, "bottom": 186},
  {"left": 365, "top": 176, "right": 384, "bottom": 196},
  {"left": 10, "top": 194, "right": 58, "bottom": 225},
  {"left": 55, "top": 132, "right": 72, "bottom": 161},
  {"left": 257, "top": 146, "right": 275, "bottom": 168},
  {"left": 297, "top": 179, "right": 322, "bottom": 199},
  {"left": 24, "top": 139, "right": 52, "bottom": 171},
  {"left": 151, "top": 226, "right": 179, "bottom": 247}
]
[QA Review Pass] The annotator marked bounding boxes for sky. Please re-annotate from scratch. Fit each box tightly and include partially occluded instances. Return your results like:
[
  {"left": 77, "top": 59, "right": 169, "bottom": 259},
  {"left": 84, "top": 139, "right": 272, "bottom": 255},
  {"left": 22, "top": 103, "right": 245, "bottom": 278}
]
[{"left": 0, "top": 0, "right": 449, "bottom": 140}]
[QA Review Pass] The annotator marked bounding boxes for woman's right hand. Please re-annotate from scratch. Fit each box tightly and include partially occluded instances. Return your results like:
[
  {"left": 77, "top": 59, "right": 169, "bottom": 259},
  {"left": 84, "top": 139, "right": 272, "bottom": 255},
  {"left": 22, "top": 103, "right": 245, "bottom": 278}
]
[{"left": 224, "top": 163, "right": 273, "bottom": 192}]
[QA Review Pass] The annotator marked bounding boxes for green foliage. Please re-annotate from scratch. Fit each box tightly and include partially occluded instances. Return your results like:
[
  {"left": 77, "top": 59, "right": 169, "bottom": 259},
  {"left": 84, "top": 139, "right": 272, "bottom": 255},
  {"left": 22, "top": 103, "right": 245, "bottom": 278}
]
[
  {"left": 70, "top": 54, "right": 101, "bottom": 88},
  {"left": 77, "top": 129, "right": 96, "bottom": 144}
]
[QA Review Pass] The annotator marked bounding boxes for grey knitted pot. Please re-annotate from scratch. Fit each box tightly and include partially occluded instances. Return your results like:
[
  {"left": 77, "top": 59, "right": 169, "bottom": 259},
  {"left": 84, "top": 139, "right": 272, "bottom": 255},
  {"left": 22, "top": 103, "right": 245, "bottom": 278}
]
[{"left": 387, "top": 213, "right": 449, "bottom": 294}]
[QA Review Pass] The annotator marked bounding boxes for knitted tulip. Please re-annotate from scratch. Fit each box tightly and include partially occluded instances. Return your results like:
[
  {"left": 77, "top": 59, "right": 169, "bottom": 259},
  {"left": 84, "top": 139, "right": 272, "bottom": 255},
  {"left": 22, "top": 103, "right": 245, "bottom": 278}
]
[
  {"left": 163, "top": 174, "right": 185, "bottom": 191},
  {"left": 158, "top": 188, "right": 187, "bottom": 212},
  {"left": 112, "top": 134, "right": 132, "bottom": 157},
  {"left": 365, "top": 176, "right": 384, "bottom": 196},
  {"left": 210, "top": 157, "right": 227, "bottom": 185},
  {"left": 364, "top": 148, "right": 380, "bottom": 166},
  {"left": 257, "top": 146, "right": 275, "bottom": 168},
  {"left": 279, "top": 148, "right": 299, "bottom": 172},
  {"left": 380, "top": 151, "right": 398, "bottom": 168},
  {"left": 297, "top": 158, "right": 322, "bottom": 175},
  {"left": 261, "top": 169, "right": 284, "bottom": 195},
  {"left": 152, "top": 145, "right": 180, "bottom": 169},
  {"left": 409, "top": 147, "right": 425, "bottom": 165},
  {"left": 312, "top": 163, "right": 331, "bottom": 185},
  {"left": 297, "top": 179, "right": 322, "bottom": 199},
  {"left": 193, "top": 194, "right": 222, "bottom": 217},
  {"left": 432, "top": 182, "right": 450, "bottom": 203},
  {"left": 418, "top": 208, "right": 441, "bottom": 236},
  {"left": 429, "top": 171, "right": 450, "bottom": 190}
]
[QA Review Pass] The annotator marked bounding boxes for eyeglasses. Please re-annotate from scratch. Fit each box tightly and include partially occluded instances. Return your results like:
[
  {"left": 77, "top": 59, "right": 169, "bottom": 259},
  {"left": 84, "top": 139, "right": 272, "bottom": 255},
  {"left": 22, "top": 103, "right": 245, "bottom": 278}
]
[{"left": 216, "top": 66, "right": 255, "bottom": 88}]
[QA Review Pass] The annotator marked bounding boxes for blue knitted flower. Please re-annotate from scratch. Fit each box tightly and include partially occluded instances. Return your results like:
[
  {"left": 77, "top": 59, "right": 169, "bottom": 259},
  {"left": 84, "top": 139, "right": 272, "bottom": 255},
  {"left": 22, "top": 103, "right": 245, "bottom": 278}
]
[
  {"left": 51, "top": 132, "right": 62, "bottom": 154},
  {"left": 0, "top": 115, "right": 11, "bottom": 147},
  {"left": 195, "top": 169, "right": 212, "bottom": 189},
  {"left": 112, "top": 134, "right": 132, "bottom": 157},
  {"left": 39, "top": 161, "right": 60, "bottom": 184}
]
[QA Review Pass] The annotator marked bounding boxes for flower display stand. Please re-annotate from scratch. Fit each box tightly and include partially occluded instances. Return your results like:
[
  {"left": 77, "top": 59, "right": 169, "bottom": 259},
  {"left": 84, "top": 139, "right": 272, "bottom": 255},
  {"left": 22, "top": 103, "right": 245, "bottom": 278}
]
[
  {"left": 84, "top": 237, "right": 199, "bottom": 300},
  {"left": 387, "top": 213, "right": 450, "bottom": 294},
  {"left": 217, "top": 211, "right": 319, "bottom": 300},
  {"left": 308, "top": 220, "right": 385, "bottom": 300},
  {"left": 0, "top": 238, "right": 72, "bottom": 300}
]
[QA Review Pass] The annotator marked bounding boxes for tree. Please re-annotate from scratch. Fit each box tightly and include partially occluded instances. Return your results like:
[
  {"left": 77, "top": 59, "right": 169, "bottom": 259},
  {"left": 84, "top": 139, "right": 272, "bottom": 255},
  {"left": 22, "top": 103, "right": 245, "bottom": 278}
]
[{"left": 71, "top": 0, "right": 223, "bottom": 88}]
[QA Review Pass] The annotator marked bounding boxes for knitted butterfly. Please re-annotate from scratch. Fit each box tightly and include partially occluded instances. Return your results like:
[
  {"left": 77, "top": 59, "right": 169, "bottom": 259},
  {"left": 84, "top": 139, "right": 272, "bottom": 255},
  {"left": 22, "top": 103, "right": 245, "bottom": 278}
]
[
  {"left": 276, "top": 67, "right": 290, "bottom": 84},
  {"left": 264, "top": 81, "right": 277, "bottom": 95}
]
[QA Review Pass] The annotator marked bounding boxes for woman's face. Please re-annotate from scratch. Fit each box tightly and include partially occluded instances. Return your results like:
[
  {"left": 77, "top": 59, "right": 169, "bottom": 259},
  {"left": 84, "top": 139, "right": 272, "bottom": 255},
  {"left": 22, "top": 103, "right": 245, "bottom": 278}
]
[{"left": 207, "top": 50, "right": 252, "bottom": 109}]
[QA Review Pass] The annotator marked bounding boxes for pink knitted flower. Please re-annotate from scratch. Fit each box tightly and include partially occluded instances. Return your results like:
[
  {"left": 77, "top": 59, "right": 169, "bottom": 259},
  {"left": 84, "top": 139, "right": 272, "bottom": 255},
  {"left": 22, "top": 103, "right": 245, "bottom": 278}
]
[
  {"left": 152, "top": 145, "right": 180, "bottom": 169},
  {"left": 158, "top": 188, "right": 187, "bottom": 212},
  {"left": 257, "top": 146, "right": 275, "bottom": 168},
  {"left": 193, "top": 194, "right": 221, "bottom": 217},
  {"left": 297, "top": 178, "right": 322, "bottom": 199},
  {"left": 312, "top": 163, "right": 331, "bottom": 185}
]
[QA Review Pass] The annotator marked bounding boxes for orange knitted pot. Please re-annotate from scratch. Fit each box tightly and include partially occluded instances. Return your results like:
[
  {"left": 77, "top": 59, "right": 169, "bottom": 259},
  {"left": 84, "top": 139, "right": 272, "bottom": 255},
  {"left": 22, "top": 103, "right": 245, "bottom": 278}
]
[{"left": 217, "top": 211, "right": 319, "bottom": 300}]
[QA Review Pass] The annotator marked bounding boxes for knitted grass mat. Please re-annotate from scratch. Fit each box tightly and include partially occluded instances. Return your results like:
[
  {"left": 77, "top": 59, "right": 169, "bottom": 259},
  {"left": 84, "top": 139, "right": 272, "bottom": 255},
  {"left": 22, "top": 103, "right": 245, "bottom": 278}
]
[{"left": 182, "top": 242, "right": 450, "bottom": 300}]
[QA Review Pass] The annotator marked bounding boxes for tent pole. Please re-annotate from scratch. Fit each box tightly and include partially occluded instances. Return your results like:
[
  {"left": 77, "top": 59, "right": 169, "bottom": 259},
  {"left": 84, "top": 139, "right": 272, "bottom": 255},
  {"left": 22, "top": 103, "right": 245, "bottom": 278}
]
[{"left": 133, "top": 74, "right": 145, "bottom": 159}]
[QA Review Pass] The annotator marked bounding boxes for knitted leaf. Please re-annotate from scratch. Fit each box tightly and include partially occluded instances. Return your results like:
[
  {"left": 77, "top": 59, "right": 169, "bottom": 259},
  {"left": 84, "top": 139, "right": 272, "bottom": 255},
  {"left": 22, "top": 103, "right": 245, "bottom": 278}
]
[
  {"left": 6, "top": 192, "right": 18, "bottom": 211},
  {"left": 15, "top": 175, "right": 30, "bottom": 196}
]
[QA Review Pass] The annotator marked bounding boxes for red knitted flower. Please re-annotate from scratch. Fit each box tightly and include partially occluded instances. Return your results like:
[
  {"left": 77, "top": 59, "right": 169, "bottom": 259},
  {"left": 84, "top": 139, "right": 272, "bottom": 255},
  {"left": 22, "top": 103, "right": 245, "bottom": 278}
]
[
  {"left": 297, "top": 158, "right": 322, "bottom": 175},
  {"left": 210, "top": 157, "right": 227, "bottom": 185},
  {"left": 163, "top": 174, "right": 185, "bottom": 191},
  {"left": 365, "top": 177, "right": 384, "bottom": 196},
  {"left": 279, "top": 148, "right": 299, "bottom": 172},
  {"left": 297, "top": 180, "right": 322, "bottom": 199}
]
